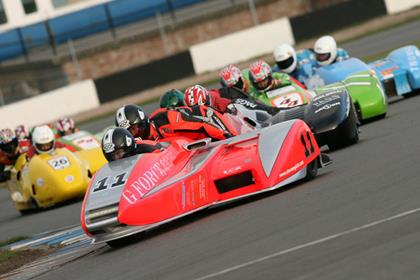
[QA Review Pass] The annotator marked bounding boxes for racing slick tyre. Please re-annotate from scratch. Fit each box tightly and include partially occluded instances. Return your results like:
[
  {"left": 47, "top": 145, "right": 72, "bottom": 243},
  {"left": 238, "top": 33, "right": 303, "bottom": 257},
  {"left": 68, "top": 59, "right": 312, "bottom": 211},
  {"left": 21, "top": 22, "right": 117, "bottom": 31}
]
[
  {"left": 304, "top": 159, "right": 318, "bottom": 181},
  {"left": 327, "top": 109, "right": 359, "bottom": 151},
  {"left": 18, "top": 198, "right": 40, "bottom": 215},
  {"left": 106, "top": 235, "right": 142, "bottom": 248}
]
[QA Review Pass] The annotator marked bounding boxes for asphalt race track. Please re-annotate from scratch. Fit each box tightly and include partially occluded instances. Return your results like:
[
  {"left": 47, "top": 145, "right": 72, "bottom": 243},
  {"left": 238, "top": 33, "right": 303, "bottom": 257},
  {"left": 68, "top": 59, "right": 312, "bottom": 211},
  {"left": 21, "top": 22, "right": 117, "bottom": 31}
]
[
  {"left": 32, "top": 92, "right": 420, "bottom": 279},
  {"left": 0, "top": 20, "right": 419, "bottom": 279}
]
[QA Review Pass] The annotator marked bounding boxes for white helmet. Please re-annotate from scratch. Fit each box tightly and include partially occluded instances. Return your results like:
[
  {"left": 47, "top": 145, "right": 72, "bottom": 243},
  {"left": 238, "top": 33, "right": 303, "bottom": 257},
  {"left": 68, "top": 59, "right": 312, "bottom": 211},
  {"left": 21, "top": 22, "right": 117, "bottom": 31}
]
[
  {"left": 32, "top": 125, "right": 55, "bottom": 154},
  {"left": 273, "top": 44, "right": 297, "bottom": 74},
  {"left": 314, "top": 35, "right": 337, "bottom": 66}
]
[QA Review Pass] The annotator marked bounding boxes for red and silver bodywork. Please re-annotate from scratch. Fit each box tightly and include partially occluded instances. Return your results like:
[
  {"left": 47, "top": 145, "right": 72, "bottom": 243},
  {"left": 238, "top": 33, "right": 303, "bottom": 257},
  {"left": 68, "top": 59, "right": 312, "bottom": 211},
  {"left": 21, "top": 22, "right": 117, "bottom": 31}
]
[{"left": 81, "top": 120, "right": 331, "bottom": 244}]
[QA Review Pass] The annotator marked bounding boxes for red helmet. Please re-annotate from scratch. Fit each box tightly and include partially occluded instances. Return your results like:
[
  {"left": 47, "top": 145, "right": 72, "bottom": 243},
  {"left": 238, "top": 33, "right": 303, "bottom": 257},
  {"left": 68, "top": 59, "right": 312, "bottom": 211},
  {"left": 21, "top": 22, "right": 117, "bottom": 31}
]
[
  {"left": 219, "top": 65, "right": 243, "bottom": 88},
  {"left": 248, "top": 60, "right": 273, "bottom": 91},
  {"left": 55, "top": 117, "right": 75, "bottom": 136},
  {"left": 184, "top": 85, "right": 210, "bottom": 107},
  {"left": 14, "top": 125, "right": 29, "bottom": 140}
]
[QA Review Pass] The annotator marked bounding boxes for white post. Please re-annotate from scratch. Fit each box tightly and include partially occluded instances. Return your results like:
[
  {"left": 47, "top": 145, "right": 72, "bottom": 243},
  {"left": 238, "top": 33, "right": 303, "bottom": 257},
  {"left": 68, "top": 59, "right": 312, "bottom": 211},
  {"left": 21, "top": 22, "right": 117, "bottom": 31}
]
[
  {"left": 247, "top": 0, "right": 259, "bottom": 26},
  {"left": 0, "top": 87, "right": 5, "bottom": 106},
  {"left": 67, "top": 39, "right": 83, "bottom": 81},
  {"left": 156, "top": 12, "right": 171, "bottom": 55}
]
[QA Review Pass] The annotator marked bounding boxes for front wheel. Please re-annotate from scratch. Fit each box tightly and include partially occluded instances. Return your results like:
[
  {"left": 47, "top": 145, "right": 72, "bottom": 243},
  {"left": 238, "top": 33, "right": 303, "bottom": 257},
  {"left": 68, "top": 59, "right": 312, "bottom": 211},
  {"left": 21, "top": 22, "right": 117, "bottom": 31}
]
[
  {"left": 106, "top": 235, "right": 141, "bottom": 248},
  {"left": 328, "top": 111, "right": 359, "bottom": 150},
  {"left": 305, "top": 159, "right": 318, "bottom": 181}
]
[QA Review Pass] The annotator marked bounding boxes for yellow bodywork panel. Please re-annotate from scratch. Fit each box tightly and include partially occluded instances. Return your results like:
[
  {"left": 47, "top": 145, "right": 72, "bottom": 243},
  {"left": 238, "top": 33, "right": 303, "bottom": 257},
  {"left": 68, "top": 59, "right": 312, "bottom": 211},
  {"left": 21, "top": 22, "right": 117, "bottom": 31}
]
[{"left": 8, "top": 147, "right": 107, "bottom": 212}]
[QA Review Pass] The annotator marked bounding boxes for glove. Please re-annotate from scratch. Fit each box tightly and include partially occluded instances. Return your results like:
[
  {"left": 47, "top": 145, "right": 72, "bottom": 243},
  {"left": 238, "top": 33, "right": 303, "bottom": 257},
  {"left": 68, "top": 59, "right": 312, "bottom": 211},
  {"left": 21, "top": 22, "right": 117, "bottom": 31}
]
[{"left": 226, "top": 104, "right": 238, "bottom": 115}]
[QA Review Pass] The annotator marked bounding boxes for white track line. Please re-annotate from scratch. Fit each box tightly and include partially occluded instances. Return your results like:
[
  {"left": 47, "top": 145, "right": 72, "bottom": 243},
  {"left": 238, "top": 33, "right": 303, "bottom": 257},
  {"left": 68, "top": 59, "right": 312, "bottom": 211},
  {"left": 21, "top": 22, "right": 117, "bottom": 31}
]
[
  {"left": 10, "top": 227, "right": 81, "bottom": 250},
  {"left": 194, "top": 207, "right": 420, "bottom": 280}
]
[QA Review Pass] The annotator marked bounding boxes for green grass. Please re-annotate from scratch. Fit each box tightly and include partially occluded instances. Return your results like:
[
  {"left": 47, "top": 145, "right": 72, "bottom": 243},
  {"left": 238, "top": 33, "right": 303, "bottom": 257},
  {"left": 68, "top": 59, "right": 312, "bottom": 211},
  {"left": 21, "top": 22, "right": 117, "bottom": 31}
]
[
  {"left": 0, "top": 236, "right": 27, "bottom": 247},
  {"left": 0, "top": 250, "right": 18, "bottom": 262}
]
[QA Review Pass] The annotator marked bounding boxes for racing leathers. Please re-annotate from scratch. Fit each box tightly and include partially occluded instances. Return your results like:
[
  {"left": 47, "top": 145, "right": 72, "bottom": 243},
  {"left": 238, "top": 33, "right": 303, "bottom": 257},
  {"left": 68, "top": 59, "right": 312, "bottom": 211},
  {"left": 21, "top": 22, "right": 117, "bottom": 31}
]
[
  {"left": 246, "top": 71, "right": 291, "bottom": 98},
  {"left": 135, "top": 139, "right": 164, "bottom": 154},
  {"left": 0, "top": 149, "right": 18, "bottom": 182},
  {"left": 208, "top": 86, "right": 280, "bottom": 116},
  {"left": 150, "top": 105, "right": 238, "bottom": 141}
]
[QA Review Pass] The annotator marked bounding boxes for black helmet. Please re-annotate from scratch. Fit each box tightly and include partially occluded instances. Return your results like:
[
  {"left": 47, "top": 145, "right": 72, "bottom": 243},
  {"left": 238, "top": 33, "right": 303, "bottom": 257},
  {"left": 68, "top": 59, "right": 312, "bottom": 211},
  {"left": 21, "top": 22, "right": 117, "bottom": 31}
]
[
  {"left": 101, "top": 127, "right": 136, "bottom": 162},
  {"left": 115, "top": 104, "right": 150, "bottom": 139},
  {"left": 159, "top": 89, "right": 185, "bottom": 109}
]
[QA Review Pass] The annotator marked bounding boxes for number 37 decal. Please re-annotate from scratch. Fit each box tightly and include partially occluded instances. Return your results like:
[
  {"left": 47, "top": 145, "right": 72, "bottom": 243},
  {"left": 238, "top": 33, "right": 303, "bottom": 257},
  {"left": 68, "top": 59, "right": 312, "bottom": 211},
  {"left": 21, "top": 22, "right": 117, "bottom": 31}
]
[{"left": 93, "top": 173, "right": 127, "bottom": 192}]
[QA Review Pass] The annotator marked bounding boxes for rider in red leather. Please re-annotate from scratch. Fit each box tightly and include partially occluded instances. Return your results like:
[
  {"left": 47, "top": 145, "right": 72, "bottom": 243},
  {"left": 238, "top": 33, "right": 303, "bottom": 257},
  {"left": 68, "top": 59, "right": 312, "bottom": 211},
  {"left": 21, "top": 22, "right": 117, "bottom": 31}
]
[
  {"left": 0, "top": 128, "right": 20, "bottom": 182},
  {"left": 150, "top": 104, "right": 237, "bottom": 141}
]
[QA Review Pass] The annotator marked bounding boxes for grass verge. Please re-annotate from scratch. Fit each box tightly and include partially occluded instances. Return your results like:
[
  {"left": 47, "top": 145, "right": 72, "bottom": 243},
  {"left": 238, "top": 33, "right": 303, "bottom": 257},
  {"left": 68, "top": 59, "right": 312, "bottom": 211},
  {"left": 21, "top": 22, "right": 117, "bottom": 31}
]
[
  {"left": 0, "top": 236, "right": 54, "bottom": 276},
  {"left": 0, "top": 248, "right": 49, "bottom": 275}
]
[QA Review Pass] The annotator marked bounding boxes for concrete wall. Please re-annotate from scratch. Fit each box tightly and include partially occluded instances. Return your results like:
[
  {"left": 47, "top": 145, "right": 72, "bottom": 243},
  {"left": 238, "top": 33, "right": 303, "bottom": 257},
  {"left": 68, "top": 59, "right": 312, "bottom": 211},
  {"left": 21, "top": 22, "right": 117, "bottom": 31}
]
[
  {"left": 190, "top": 17, "right": 294, "bottom": 74},
  {"left": 0, "top": 80, "right": 99, "bottom": 128},
  {"left": 384, "top": 0, "right": 420, "bottom": 14}
]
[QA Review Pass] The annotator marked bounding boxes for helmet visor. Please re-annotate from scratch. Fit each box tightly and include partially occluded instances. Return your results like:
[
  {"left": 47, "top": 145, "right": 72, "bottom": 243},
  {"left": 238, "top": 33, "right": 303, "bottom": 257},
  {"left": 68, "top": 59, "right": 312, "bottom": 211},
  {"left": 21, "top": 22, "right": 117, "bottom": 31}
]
[
  {"left": 255, "top": 77, "right": 271, "bottom": 91},
  {"left": 35, "top": 141, "right": 54, "bottom": 153},
  {"left": 276, "top": 56, "right": 294, "bottom": 70},
  {"left": 233, "top": 78, "right": 244, "bottom": 91},
  {"left": 109, "top": 148, "right": 128, "bottom": 161},
  {"left": 316, "top": 52, "right": 331, "bottom": 62}
]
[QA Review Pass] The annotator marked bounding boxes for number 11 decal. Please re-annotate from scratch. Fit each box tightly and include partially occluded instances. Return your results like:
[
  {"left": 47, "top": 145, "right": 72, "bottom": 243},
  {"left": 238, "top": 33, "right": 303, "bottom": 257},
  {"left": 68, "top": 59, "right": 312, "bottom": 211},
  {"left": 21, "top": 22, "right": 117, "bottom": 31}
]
[
  {"left": 93, "top": 173, "right": 128, "bottom": 192},
  {"left": 301, "top": 131, "right": 315, "bottom": 158}
]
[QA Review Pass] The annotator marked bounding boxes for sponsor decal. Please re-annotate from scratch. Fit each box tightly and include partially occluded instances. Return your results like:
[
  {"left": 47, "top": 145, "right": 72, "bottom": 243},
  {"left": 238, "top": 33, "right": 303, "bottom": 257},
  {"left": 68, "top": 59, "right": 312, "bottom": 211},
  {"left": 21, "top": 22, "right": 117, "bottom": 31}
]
[
  {"left": 266, "top": 86, "right": 296, "bottom": 98},
  {"left": 223, "top": 166, "right": 242, "bottom": 175},
  {"left": 187, "top": 173, "right": 207, "bottom": 208},
  {"left": 73, "top": 136, "right": 100, "bottom": 150},
  {"left": 182, "top": 181, "right": 186, "bottom": 210},
  {"left": 65, "top": 175, "right": 74, "bottom": 183},
  {"left": 61, "top": 131, "right": 85, "bottom": 141},
  {"left": 122, "top": 151, "right": 176, "bottom": 204},
  {"left": 312, "top": 95, "right": 340, "bottom": 107},
  {"left": 313, "top": 89, "right": 343, "bottom": 100},
  {"left": 36, "top": 177, "right": 44, "bottom": 186},
  {"left": 314, "top": 102, "right": 341, "bottom": 114},
  {"left": 279, "top": 160, "right": 304, "bottom": 178},
  {"left": 198, "top": 174, "right": 207, "bottom": 200},
  {"left": 381, "top": 66, "right": 398, "bottom": 79},
  {"left": 234, "top": 99, "right": 257, "bottom": 108},
  {"left": 407, "top": 48, "right": 420, "bottom": 71},
  {"left": 272, "top": 92, "right": 305, "bottom": 108}
]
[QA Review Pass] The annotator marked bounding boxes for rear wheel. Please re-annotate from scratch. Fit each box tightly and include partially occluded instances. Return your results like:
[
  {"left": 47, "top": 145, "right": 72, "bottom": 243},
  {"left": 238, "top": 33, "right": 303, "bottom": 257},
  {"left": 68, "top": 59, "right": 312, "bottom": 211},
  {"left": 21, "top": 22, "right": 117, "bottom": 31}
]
[
  {"left": 354, "top": 103, "right": 362, "bottom": 123},
  {"left": 18, "top": 198, "right": 40, "bottom": 215},
  {"left": 328, "top": 104, "right": 359, "bottom": 150}
]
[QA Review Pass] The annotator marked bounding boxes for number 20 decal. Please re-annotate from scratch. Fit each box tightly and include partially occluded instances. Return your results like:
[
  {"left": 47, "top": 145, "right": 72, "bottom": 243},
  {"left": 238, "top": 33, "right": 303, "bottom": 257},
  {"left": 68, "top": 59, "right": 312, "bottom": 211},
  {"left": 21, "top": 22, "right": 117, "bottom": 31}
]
[{"left": 93, "top": 173, "right": 127, "bottom": 192}]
